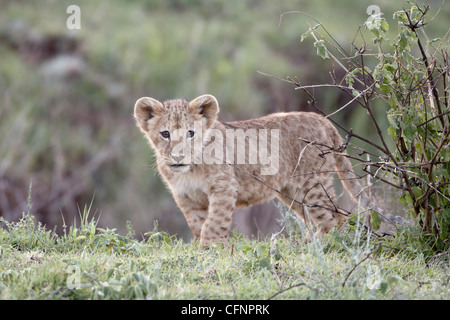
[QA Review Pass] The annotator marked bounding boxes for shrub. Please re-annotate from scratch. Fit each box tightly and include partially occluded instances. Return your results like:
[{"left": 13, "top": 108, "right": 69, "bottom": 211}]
[{"left": 293, "top": 3, "right": 449, "bottom": 252}]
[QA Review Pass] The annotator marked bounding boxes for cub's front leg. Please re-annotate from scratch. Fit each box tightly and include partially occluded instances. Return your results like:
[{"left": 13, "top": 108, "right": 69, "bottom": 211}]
[
  {"left": 200, "top": 189, "right": 237, "bottom": 247},
  {"left": 173, "top": 194, "right": 208, "bottom": 241},
  {"left": 174, "top": 177, "right": 238, "bottom": 247}
]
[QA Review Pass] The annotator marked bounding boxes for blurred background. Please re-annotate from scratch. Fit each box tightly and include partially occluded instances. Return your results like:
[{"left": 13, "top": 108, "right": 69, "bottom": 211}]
[{"left": 1, "top": 0, "right": 448, "bottom": 241}]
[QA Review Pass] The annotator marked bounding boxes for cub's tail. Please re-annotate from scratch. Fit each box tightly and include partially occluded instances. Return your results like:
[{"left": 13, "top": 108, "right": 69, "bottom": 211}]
[{"left": 328, "top": 124, "right": 407, "bottom": 228}]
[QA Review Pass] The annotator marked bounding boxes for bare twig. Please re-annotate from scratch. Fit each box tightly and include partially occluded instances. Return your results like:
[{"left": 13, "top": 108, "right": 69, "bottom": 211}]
[
  {"left": 267, "top": 281, "right": 317, "bottom": 300},
  {"left": 342, "top": 247, "right": 378, "bottom": 287},
  {"left": 404, "top": 6, "right": 445, "bottom": 128},
  {"left": 325, "top": 83, "right": 376, "bottom": 119}
]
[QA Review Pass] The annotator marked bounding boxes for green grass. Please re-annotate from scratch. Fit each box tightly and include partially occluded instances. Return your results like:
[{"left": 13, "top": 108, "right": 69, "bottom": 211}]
[{"left": 1, "top": 210, "right": 448, "bottom": 300}]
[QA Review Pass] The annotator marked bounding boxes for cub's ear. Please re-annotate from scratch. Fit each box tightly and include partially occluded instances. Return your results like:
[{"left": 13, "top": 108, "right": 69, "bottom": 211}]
[
  {"left": 189, "top": 94, "right": 219, "bottom": 128},
  {"left": 134, "top": 97, "right": 164, "bottom": 133}
]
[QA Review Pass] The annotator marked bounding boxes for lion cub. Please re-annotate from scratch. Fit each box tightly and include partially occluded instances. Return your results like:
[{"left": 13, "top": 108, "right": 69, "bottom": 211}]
[{"left": 134, "top": 94, "right": 365, "bottom": 246}]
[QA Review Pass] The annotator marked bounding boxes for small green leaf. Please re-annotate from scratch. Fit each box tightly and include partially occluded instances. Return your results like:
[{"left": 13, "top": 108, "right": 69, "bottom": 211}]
[
  {"left": 301, "top": 30, "right": 310, "bottom": 42},
  {"left": 107, "top": 268, "right": 115, "bottom": 279},
  {"left": 393, "top": 11, "right": 408, "bottom": 23},
  {"left": 258, "top": 257, "right": 271, "bottom": 270},
  {"left": 402, "top": 122, "right": 416, "bottom": 140},
  {"left": 132, "top": 272, "right": 140, "bottom": 282},
  {"left": 380, "top": 20, "right": 389, "bottom": 32},
  {"left": 429, "top": 38, "right": 441, "bottom": 43},
  {"left": 345, "top": 73, "right": 355, "bottom": 88},
  {"left": 398, "top": 32, "right": 408, "bottom": 49},
  {"left": 411, "top": 187, "right": 422, "bottom": 199},
  {"left": 436, "top": 237, "right": 444, "bottom": 251},
  {"left": 370, "top": 211, "right": 381, "bottom": 230},
  {"left": 379, "top": 282, "right": 388, "bottom": 294},
  {"left": 74, "top": 235, "right": 86, "bottom": 243},
  {"left": 387, "top": 276, "right": 401, "bottom": 285},
  {"left": 134, "top": 285, "right": 144, "bottom": 300},
  {"left": 370, "top": 28, "right": 380, "bottom": 39},
  {"left": 314, "top": 40, "right": 329, "bottom": 59}
]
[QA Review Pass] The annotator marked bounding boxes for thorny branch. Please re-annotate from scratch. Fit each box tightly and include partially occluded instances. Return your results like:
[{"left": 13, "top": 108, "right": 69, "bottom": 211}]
[{"left": 273, "top": 5, "right": 450, "bottom": 244}]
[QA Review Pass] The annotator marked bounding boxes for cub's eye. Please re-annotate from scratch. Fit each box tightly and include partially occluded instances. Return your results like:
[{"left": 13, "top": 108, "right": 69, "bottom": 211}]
[
  {"left": 160, "top": 131, "right": 170, "bottom": 139},
  {"left": 187, "top": 130, "right": 195, "bottom": 138}
]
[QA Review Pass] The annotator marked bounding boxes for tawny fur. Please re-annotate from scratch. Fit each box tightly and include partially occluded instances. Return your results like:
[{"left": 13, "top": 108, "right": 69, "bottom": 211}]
[{"left": 134, "top": 94, "right": 369, "bottom": 247}]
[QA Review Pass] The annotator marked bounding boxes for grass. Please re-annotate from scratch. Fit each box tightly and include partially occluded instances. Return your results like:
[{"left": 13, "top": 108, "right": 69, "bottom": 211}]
[{"left": 1, "top": 207, "right": 449, "bottom": 300}]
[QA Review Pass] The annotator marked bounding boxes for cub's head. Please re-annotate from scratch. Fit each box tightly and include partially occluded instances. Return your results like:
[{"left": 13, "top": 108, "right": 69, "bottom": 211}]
[{"left": 134, "top": 94, "right": 219, "bottom": 173}]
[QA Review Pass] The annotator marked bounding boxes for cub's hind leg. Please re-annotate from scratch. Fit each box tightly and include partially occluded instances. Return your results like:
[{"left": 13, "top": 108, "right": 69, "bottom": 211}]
[
  {"left": 301, "top": 181, "right": 345, "bottom": 235},
  {"left": 276, "top": 179, "right": 345, "bottom": 236}
]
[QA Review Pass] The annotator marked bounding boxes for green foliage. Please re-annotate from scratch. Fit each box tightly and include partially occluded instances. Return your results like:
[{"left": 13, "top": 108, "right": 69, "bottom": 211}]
[
  {"left": 304, "top": 3, "right": 449, "bottom": 252},
  {"left": 368, "top": 4, "right": 449, "bottom": 251},
  {"left": 144, "top": 220, "right": 177, "bottom": 245},
  {"left": 1, "top": 210, "right": 449, "bottom": 299},
  {"left": 0, "top": 214, "right": 57, "bottom": 252},
  {"left": 314, "top": 39, "right": 330, "bottom": 60}
]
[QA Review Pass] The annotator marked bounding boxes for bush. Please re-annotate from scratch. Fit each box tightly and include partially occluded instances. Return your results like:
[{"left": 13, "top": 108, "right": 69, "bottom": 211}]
[{"left": 294, "top": 3, "right": 449, "bottom": 252}]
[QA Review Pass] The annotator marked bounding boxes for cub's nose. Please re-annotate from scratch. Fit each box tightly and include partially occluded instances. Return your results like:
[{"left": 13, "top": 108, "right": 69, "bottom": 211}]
[{"left": 171, "top": 154, "right": 186, "bottom": 163}]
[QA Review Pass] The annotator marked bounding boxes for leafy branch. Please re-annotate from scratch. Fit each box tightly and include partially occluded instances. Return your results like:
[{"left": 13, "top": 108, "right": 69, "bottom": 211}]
[{"left": 279, "top": 4, "right": 449, "bottom": 252}]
